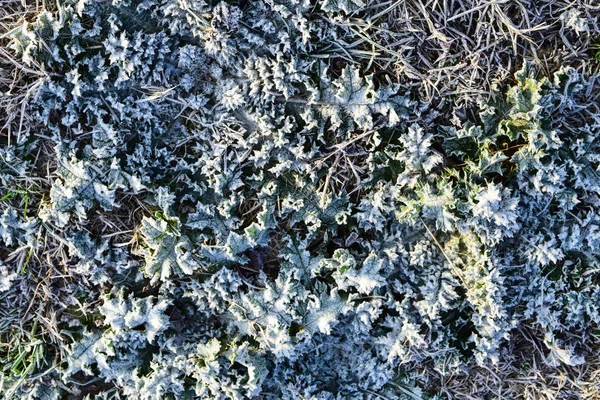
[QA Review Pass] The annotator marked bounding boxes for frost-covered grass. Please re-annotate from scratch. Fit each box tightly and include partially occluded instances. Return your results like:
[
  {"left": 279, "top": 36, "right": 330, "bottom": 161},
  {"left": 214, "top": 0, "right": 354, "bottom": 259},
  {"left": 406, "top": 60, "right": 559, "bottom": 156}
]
[{"left": 0, "top": 0, "right": 599, "bottom": 399}]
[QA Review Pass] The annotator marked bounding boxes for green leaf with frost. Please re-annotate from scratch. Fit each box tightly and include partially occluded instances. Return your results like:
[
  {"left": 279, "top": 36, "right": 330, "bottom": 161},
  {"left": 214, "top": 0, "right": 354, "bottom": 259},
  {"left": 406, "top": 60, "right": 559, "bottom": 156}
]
[
  {"left": 139, "top": 217, "right": 201, "bottom": 283},
  {"left": 321, "top": 0, "right": 365, "bottom": 14},
  {"left": 317, "top": 65, "right": 406, "bottom": 130},
  {"left": 304, "top": 282, "right": 347, "bottom": 335},
  {"left": 100, "top": 293, "right": 170, "bottom": 343}
]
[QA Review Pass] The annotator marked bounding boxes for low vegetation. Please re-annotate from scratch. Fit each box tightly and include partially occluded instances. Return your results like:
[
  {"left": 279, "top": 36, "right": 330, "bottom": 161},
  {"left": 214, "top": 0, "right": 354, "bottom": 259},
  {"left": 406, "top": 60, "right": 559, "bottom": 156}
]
[{"left": 1, "top": 0, "right": 599, "bottom": 398}]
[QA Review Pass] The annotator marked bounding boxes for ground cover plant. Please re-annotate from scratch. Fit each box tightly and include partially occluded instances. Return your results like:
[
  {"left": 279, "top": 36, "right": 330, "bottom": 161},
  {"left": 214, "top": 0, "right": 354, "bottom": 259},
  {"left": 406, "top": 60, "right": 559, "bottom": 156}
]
[{"left": 0, "top": 0, "right": 599, "bottom": 399}]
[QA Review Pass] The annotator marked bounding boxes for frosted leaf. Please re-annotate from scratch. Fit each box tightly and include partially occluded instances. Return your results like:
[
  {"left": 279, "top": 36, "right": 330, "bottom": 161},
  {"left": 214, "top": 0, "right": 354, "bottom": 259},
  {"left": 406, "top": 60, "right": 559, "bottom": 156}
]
[
  {"left": 91, "top": 122, "right": 120, "bottom": 159},
  {"left": 211, "top": 2, "right": 242, "bottom": 33},
  {"left": 321, "top": 0, "right": 366, "bottom": 14},
  {"left": 560, "top": 10, "right": 589, "bottom": 35},
  {"left": 0, "top": 264, "right": 18, "bottom": 292},
  {"left": 63, "top": 330, "right": 104, "bottom": 377},
  {"left": 0, "top": 207, "right": 20, "bottom": 247},
  {"left": 186, "top": 202, "right": 233, "bottom": 239},
  {"left": 197, "top": 338, "right": 221, "bottom": 361},
  {"left": 318, "top": 250, "right": 386, "bottom": 294},
  {"left": 100, "top": 293, "right": 170, "bottom": 343},
  {"left": 317, "top": 65, "right": 407, "bottom": 130},
  {"left": 471, "top": 184, "right": 519, "bottom": 229},
  {"left": 154, "top": 187, "right": 176, "bottom": 216},
  {"left": 545, "top": 337, "right": 585, "bottom": 367},
  {"left": 138, "top": 217, "right": 201, "bottom": 283},
  {"left": 396, "top": 124, "right": 444, "bottom": 189},
  {"left": 304, "top": 283, "right": 347, "bottom": 335}
]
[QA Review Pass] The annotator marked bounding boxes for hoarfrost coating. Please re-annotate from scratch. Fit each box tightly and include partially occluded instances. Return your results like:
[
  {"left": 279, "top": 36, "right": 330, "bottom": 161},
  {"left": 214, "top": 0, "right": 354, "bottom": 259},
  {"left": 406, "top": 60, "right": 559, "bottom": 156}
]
[{"left": 0, "top": 0, "right": 599, "bottom": 399}]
